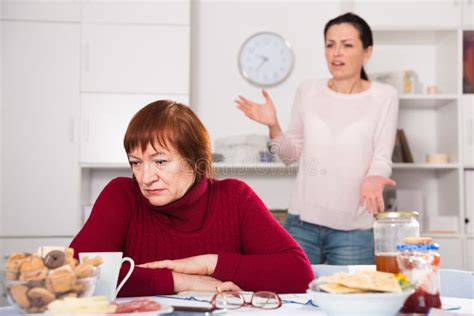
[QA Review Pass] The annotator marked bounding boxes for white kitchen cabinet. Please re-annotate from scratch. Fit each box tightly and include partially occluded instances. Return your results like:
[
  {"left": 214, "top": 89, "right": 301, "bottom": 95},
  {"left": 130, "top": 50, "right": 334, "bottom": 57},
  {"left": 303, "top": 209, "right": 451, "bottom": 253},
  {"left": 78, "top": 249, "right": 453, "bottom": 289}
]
[
  {"left": 432, "top": 237, "right": 465, "bottom": 269},
  {"left": 81, "top": 24, "right": 190, "bottom": 94},
  {"left": 80, "top": 94, "right": 189, "bottom": 165},
  {"left": 1, "top": 21, "right": 81, "bottom": 236},
  {"left": 466, "top": 238, "right": 474, "bottom": 270},
  {"left": 463, "top": 96, "right": 474, "bottom": 166},
  {"left": 369, "top": 30, "right": 458, "bottom": 95},
  {"left": 397, "top": 100, "right": 459, "bottom": 163},
  {"left": 353, "top": 0, "right": 461, "bottom": 28},
  {"left": 462, "top": 0, "right": 474, "bottom": 27},
  {"left": 1, "top": 0, "right": 80, "bottom": 22},
  {"left": 466, "top": 171, "right": 474, "bottom": 234},
  {"left": 81, "top": 0, "right": 189, "bottom": 25}
]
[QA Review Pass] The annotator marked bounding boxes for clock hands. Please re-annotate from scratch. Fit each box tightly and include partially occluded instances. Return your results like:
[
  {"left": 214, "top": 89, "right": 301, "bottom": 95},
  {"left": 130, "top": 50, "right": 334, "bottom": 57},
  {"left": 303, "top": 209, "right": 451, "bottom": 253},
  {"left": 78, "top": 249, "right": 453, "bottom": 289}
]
[
  {"left": 254, "top": 53, "right": 269, "bottom": 73},
  {"left": 256, "top": 58, "right": 268, "bottom": 72},
  {"left": 254, "top": 54, "right": 268, "bottom": 61}
]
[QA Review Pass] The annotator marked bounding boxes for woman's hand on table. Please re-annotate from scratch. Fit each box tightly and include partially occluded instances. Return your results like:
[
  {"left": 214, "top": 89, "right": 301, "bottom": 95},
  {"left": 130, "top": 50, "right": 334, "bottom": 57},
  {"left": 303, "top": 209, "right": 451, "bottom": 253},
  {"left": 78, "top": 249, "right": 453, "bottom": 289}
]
[
  {"left": 172, "top": 272, "right": 241, "bottom": 293},
  {"left": 138, "top": 254, "right": 218, "bottom": 275},
  {"left": 359, "top": 176, "right": 396, "bottom": 213}
]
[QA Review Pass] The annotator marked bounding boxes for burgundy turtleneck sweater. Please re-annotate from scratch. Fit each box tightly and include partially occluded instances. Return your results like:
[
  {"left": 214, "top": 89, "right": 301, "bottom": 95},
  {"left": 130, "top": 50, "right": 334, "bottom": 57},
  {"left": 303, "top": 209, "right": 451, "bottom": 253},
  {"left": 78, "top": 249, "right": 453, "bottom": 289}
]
[{"left": 70, "top": 177, "right": 314, "bottom": 296}]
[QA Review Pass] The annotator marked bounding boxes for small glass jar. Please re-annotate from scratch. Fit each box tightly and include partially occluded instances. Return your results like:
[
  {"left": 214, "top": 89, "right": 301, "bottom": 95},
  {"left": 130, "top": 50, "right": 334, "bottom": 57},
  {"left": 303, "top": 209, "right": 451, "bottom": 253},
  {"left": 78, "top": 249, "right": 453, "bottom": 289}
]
[
  {"left": 374, "top": 211, "right": 419, "bottom": 274},
  {"left": 397, "top": 237, "right": 442, "bottom": 314}
]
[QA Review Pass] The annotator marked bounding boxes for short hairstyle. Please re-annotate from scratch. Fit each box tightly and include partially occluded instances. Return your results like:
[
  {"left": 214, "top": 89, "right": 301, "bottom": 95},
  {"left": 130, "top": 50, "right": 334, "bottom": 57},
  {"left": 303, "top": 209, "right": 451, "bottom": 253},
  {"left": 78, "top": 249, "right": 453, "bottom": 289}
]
[{"left": 124, "top": 100, "right": 212, "bottom": 182}]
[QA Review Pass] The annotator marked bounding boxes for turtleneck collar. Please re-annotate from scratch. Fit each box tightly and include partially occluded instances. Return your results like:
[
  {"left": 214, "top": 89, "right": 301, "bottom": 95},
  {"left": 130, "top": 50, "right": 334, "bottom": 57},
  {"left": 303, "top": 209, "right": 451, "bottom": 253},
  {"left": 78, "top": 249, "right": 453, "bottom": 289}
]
[{"left": 135, "top": 176, "right": 209, "bottom": 232}]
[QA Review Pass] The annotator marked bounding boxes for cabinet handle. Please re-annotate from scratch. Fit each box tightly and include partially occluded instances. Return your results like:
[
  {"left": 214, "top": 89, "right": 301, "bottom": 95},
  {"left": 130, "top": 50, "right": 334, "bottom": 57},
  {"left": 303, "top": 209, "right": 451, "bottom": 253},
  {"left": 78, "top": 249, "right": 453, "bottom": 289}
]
[{"left": 83, "top": 43, "right": 90, "bottom": 72}]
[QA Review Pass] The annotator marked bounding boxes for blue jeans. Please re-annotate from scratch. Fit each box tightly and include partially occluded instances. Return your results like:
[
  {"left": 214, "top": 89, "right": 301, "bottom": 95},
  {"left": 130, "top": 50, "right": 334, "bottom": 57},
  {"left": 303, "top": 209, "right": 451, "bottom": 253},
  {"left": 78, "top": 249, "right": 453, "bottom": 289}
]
[{"left": 284, "top": 213, "right": 375, "bottom": 265}]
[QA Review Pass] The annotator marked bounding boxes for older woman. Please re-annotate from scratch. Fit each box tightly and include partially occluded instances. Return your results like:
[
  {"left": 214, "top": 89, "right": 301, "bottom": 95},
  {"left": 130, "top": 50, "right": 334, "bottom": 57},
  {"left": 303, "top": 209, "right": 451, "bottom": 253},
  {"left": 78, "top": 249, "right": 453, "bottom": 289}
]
[{"left": 70, "top": 100, "right": 313, "bottom": 296}]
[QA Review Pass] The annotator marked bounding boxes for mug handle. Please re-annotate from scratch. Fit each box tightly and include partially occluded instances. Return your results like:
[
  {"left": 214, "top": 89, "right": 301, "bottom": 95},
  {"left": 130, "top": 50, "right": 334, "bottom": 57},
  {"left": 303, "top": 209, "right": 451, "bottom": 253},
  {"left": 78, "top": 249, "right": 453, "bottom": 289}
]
[{"left": 115, "top": 257, "right": 135, "bottom": 297}]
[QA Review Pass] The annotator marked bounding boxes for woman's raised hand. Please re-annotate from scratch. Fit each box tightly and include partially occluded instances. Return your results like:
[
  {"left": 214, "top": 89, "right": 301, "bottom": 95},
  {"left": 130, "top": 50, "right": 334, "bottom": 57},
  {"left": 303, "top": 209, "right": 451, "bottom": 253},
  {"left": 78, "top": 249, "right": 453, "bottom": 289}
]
[
  {"left": 359, "top": 176, "right": 397, "bottom": 213},
  {"left": 235, "top": 89, "right": 278, "bottom": 128}
]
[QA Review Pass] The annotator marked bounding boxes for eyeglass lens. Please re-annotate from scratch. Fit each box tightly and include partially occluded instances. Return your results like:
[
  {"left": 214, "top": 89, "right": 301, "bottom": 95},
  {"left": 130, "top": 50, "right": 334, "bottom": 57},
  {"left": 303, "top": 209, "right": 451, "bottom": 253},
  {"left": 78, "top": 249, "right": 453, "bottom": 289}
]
[
  {"left": 252, "top": 292, "right": 280, "bottom": 309},
  {"left": 214, "top": 292, "right": 280, "bottom": 310},
  {"left": 214, "top": 293, "right": 244, "bottom": 309}
]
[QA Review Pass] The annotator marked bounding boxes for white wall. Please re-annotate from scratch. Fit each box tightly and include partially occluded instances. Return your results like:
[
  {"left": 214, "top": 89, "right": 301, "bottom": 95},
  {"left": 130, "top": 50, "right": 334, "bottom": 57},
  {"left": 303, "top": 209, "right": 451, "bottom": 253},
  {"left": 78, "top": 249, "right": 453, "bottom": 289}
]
[
  {"left": 0, "top": 3, "right": 3, "bottom": 237},
  {"left": 82, "top": 1, "right": 342, "bottom": 210},
  {"left": 191, "top": 0, "right": 339, "bottom": 146}
]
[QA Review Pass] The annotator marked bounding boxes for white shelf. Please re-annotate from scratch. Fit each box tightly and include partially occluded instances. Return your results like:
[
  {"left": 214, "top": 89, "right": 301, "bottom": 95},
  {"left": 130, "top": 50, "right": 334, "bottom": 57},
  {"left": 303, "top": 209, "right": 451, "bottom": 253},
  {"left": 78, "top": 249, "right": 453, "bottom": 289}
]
[
  {"left": 80, "top": 162, "right": 300, "bottom": 171},
  {"left": 399, "top": 94, "right": 458, "bottom": 109},
  {"left": 464, "top": 165, "right": 474, "bottom": 170},
  {"left": 80, "top": 162, "right": 461, "bottom": 171},
  {"left": 80, "top": 162, "right": 129, "bottom": 169},
  {"left": 422, "top": 233, "right": 462, "bottom": 239},
  {"left": 393, "top": 163, "right": 459, "bottom": 170},
  {"left": 213, "top": 162, "right": 298, "bottom": 171},
  {"left": 373, "top": 26, "right": 459, "bottom": 32},
  {"left": 373, "top": 28, "right": 458, "bottom": 45}
]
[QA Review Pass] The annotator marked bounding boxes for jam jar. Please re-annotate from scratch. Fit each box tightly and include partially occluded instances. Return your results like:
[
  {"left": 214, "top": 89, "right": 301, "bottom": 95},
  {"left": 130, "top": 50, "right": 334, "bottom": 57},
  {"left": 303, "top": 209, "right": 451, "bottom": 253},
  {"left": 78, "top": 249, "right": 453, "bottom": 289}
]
[
  {"left": 397, "top": 237, "right": 442, "bottom": 314},
  {"left": 374, "top": 211, "right": 419, "bottom": 273}
]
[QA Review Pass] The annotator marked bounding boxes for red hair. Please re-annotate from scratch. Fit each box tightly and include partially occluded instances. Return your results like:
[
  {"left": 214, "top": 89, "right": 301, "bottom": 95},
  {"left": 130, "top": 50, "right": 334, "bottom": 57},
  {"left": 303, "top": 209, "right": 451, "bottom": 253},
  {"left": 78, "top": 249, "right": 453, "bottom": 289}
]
[{"left": 124, "top": 100, "right": 213, "bottom": 182}]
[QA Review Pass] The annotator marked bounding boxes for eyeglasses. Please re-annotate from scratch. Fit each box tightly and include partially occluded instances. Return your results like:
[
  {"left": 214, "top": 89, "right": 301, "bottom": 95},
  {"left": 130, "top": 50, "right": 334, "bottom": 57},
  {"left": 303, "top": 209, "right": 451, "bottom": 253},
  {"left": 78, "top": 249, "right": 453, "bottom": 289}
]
[{"left": 211, "top": 289, "right": 282, "bottom": 310}]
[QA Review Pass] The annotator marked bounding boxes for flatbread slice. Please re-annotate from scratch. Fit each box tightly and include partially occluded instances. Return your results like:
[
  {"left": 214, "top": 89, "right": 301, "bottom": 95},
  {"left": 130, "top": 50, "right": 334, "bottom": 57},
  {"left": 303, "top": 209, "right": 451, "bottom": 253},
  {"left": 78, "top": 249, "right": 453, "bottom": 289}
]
[
  {"left": 316, "top": 273, "right": 351, "bottom": 284},
  {"left": 319, "top": 283, "right": 369, "bottom": 294},
  {"left": 339, "top": 271, "right": 402, "bottom": 293}
]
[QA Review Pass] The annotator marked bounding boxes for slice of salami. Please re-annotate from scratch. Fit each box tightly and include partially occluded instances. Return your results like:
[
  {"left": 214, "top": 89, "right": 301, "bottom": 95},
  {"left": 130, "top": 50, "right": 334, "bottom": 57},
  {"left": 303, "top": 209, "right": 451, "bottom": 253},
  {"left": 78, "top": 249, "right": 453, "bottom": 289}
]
[{"left": 115, "top": 299, "right": 161, "bottom": 313}]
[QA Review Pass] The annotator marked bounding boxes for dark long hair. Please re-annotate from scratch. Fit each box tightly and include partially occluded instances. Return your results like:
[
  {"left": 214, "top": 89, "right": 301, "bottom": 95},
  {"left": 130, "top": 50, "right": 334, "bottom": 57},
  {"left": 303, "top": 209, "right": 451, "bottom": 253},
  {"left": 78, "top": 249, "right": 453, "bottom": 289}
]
[{"left": 324, "top": 12, "right": 373, "bottom": 80}]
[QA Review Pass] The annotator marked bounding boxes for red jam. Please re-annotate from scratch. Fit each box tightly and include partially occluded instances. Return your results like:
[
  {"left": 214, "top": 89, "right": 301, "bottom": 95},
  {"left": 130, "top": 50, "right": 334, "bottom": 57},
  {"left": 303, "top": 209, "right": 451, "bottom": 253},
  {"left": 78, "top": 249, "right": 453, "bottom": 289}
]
[
  {"left": 400, "top": 288, "right": 442, "bottom": 314},
  {"left": 397, "top": 239, "right": 442, "bottom": 314}
]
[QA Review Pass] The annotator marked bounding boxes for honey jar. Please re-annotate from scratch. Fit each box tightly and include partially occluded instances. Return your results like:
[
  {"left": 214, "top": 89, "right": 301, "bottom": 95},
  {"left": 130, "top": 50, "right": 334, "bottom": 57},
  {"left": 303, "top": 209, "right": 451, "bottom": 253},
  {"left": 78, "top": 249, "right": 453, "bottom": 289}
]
[{"left": 374, "top": 211, "right": 419, "bottom": 274}]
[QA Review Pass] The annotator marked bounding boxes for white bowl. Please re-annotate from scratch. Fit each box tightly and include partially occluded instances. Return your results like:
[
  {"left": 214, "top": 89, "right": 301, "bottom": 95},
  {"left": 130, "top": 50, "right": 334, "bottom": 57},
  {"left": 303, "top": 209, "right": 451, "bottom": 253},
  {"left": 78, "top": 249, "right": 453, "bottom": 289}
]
[{"left": 307, "top": 288, "right": 414, "bottom": 316}]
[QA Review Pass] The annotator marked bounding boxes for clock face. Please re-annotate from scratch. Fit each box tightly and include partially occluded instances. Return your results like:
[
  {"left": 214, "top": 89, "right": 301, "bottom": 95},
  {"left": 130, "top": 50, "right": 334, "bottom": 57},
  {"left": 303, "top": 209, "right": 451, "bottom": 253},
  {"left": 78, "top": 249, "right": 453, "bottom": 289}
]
[{"left": 238, "top": 32, "right": 294, "bottom": 87}]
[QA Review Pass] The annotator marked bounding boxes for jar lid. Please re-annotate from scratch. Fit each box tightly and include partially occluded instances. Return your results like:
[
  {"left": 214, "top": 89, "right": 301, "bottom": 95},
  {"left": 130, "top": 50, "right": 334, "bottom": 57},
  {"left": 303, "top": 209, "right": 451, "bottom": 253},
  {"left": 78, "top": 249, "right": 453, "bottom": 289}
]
[
  {"left": 397, "top": 243, "right": 440, "bottom": 251},
  {"left": 404, "top": 237, "right": 432, "bottom": 244},
  {"left": 375, "top": 211, "right": 419, "bottom": 220}
]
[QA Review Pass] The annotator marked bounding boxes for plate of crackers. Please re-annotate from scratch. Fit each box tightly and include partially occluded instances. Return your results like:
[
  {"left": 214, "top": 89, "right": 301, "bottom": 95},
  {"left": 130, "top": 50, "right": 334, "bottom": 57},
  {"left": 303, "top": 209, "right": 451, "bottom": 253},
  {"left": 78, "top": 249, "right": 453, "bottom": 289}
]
[{"left": 307, "top": 270, "right": 414, "bottom": 316}]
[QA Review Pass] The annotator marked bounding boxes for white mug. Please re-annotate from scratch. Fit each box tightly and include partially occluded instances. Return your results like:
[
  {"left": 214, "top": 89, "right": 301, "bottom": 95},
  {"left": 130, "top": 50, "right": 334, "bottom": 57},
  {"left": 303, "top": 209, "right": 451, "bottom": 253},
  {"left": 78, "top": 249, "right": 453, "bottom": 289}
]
[{"left": 79, "top": 252, "right": 135, "bottom": 301}]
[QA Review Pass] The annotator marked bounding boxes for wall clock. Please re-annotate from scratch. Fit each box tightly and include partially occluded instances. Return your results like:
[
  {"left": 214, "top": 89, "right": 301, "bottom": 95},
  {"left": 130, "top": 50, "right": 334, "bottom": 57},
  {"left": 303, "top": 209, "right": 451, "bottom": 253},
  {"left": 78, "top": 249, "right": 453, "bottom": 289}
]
[{"left": 238, "top": 31, "right": 294, "bottom": 87}]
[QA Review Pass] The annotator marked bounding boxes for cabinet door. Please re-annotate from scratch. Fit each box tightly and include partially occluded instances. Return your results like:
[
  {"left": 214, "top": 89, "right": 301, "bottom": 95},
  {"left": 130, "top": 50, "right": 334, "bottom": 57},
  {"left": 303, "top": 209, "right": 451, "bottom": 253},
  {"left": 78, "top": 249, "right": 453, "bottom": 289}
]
[
  {"left": 1, "top": 21, "right": 81, "bottom": 236},
  {"left": 353, "top": 0, "right": 461, "bottom": 28},
  {"left": 81, "top": 24, "right": 190, "bottom": 94},
  {"left": 431, "top": 238, "right": 464, "bottom": 269},
  {"left": 467, "top": 238, "right": 474, "bottom": 271},
  {"left": 1, "top": 0, "right": 80, "bottom": 22},
  {"left": 80, "top": 94, "right": 189, "bottom": 164},
  {"left": 462, "top": 0, "right": 474, "bottom": 27},
  {"left": 463, "top": 96, "right": 474, "bottom": 165},
  {"left": 466, "top": 171, "right": 474, "bottom": 234},
  {"left": 81, "top": 0, "right": 189, "bottom": 25}
]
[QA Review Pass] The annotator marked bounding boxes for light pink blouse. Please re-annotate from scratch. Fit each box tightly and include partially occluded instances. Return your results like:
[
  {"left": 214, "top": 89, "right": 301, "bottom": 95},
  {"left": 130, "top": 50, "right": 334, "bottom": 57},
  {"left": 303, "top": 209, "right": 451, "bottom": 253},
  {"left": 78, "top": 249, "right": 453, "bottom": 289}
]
[{"left": 272, "top": 79, "right": 399, "bottom": 230}]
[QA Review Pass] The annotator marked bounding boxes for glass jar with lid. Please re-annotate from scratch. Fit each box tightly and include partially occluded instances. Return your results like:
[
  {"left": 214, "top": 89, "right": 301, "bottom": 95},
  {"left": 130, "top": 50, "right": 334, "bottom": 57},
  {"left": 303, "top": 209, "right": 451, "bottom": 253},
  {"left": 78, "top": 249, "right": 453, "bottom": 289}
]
[
  {"left": 397, "top": 237, "right": 442, "bottom": 313},
  {"left": 374, "top": 211, "right": 419, "bottom": 273}
]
